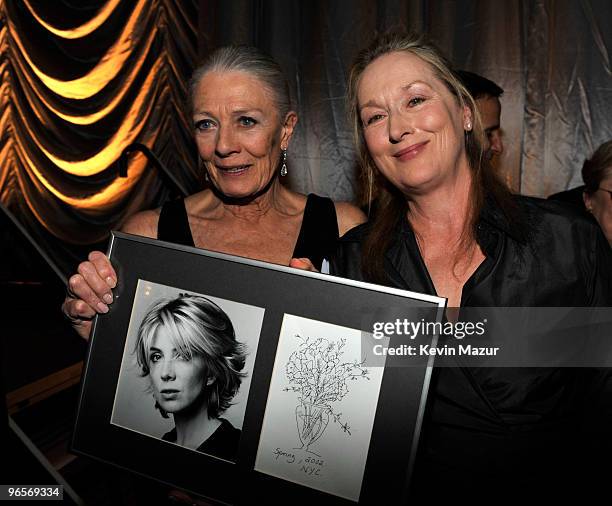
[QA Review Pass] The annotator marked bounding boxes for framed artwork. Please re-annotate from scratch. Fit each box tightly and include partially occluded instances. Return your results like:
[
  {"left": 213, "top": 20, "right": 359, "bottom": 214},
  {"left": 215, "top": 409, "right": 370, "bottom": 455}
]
[{"left": 72, "top": 232, "right": 445, "bottom": 505}]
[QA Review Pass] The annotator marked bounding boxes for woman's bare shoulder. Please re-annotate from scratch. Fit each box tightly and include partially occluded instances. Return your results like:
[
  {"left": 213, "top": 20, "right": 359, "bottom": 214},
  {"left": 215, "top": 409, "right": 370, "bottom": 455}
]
[
  {"left": 120, "top": 208, "right": 161, "bottom": 238},
  {"left": 334, "top": 201, "right": 367, "bottom": 236}
]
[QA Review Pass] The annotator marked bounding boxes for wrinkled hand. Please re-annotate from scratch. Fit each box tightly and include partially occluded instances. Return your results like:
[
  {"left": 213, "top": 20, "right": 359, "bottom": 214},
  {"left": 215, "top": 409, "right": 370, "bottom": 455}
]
[
  {"left": 61, "top": 251, "right": 117, "bottom": 341},
  {"left": 289, "top": 257, "right": 319, "bottom": 272}
]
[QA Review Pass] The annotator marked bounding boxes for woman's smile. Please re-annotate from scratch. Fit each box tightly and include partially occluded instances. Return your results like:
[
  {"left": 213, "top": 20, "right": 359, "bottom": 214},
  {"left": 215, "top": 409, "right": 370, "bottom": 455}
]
[
  {"left": 393, "top": 140, "right": 430, "bottom": 161},
  {"left": 215, "top": 164, "right": 252, "bottom": 176}
]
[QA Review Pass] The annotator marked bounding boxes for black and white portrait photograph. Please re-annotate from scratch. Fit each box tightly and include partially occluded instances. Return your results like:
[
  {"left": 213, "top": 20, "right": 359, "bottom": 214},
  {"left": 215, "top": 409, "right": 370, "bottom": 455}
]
[{"left": 111, "top": 279, "right": 264, "bottom": 463}]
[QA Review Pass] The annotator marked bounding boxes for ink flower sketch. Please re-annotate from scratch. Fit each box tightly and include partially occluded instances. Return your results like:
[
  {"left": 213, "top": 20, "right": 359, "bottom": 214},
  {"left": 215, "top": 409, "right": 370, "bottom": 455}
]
[{"left": 284, "top": 335, "right": 369, "bottom": 456}]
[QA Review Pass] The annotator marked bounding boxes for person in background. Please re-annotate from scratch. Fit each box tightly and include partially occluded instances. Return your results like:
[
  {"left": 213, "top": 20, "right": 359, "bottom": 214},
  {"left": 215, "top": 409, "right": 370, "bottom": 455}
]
[
  {"left": 582, "top": 139, "right": 612, "bottom": 245},
  {"left": 456, "top": 69, "right": 504, "bottom": 161},
  {"left": 548, "top": 139, "right": 612, "bottom": 229},
  {"left": 62, "top": 45, "right": 366, "bottom": 340}
]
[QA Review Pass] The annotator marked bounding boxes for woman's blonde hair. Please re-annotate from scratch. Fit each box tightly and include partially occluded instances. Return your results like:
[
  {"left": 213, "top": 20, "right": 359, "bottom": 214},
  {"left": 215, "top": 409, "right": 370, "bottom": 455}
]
[
  {"left": 135, "top": 294, "right": 246, "bottom": 419},
  {"left": 347, "top": 31, "right": 514, "bottom": 282}
]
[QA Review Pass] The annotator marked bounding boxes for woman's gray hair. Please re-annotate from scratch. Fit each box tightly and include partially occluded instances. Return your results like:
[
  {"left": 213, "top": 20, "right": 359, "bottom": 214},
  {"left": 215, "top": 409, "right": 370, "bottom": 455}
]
[{"left": 189, "top": 45, "right": 292, "bottom": 121}]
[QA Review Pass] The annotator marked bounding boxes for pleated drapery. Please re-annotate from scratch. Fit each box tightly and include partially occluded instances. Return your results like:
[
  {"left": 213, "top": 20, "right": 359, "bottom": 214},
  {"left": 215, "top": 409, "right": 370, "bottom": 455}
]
[{"left": 0, "top": 0, "right": 198, "bottom": 273}]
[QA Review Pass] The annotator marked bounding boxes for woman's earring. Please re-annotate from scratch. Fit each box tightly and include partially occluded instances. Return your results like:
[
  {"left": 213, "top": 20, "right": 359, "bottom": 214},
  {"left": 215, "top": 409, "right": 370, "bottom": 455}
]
[
  {"left": 200, "top": 158, "right": 210, "bottom": 182},
  {"left": 465, "top": 121, "right": 472, "bottom": 131},
  {"left": 280, "top": 148, "right": 288, "bottom": 176}
]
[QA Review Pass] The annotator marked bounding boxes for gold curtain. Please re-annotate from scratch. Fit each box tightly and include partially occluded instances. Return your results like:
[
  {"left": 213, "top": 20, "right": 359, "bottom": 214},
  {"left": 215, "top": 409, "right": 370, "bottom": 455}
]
[{"left": 0, "top": 0, "right": 198, "bottom": 256}]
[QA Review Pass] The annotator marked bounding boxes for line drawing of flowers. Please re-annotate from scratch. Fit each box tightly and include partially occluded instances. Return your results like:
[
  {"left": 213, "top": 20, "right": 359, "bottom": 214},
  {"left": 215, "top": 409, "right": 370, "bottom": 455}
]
[{"left": 283, "top": 334, "right": 369, "bottom": 456}]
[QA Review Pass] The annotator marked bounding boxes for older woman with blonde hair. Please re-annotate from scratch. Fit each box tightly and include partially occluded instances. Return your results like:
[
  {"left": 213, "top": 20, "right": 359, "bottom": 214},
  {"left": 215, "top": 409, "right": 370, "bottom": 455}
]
[{"left": 329, "top": 32, "right": 612, "bottom": 500}]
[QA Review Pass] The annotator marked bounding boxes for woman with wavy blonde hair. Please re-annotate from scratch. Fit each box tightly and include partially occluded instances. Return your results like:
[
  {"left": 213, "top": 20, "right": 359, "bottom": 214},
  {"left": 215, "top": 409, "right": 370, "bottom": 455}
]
[
  {"left": 134, "top": 294, "right": 246, "bottom": 462},
  {"left": 332, "top": 31, "right": 612, "bottom": 500}
]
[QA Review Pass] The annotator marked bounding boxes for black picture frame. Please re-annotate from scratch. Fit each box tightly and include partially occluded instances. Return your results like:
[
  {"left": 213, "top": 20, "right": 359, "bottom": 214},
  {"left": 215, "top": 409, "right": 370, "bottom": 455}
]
[{"left": 72, "top": 232, "right": 445, "bottom": 505}]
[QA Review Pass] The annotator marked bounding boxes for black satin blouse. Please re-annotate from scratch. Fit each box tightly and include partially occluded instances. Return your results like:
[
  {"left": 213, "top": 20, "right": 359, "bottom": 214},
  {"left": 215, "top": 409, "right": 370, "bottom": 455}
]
[{"left": 331, "top": 196, "right": 612, "bottom": 500}]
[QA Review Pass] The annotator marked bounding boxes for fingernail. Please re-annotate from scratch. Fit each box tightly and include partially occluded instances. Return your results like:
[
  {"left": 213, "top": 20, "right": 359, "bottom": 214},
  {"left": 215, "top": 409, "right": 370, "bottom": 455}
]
[
  {"left": 103, "top": 293, "right": 113, "bottom": 304},
  {"left": 97, "top": 302, "right": 109, "bottom": 313},
  {"left": 106, "top": 277, "right": 116, "bottom": 288}
]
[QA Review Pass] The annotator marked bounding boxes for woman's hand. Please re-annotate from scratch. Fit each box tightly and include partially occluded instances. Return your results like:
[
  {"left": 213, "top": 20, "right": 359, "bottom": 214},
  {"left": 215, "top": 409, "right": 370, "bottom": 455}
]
[
  {"left": 61, "top": 251, "right": 117, "bottom": 341},
  {"left": 289, "top": 257, "right": 319, "bottom": 272}
]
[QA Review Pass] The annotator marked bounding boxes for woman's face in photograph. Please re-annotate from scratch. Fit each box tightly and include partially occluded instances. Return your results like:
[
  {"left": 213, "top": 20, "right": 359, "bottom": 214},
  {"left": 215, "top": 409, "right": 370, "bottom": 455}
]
[
  {"left": 357, "top": 51, "right": 469, "bottom": 194},
  {"left": 148, "top": 329, "right": 209, "bottom": 414}
]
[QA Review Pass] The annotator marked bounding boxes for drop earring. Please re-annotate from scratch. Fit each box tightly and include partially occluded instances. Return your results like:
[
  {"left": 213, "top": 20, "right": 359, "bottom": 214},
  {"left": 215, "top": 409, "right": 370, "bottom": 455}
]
[
  {"left": 200, "top": 158, "right": 210, "bottom": 182},
  {"left": 280, "top": 148, "right": 288, "bottom": 176}
]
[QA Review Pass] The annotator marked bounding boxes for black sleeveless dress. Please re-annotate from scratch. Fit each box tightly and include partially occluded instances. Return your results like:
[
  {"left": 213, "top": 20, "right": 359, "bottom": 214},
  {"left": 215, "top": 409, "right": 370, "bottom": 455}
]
[{"left": 157, "top": 194, "right": 339, "bottom": 270}]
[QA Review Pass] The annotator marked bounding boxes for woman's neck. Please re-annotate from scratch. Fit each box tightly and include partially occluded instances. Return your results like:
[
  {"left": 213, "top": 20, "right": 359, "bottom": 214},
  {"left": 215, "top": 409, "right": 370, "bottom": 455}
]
[
  {"left": 210, "top": 181, "right": 297, "bottom": 222},
  {"left": 173, "top": 405, "right": 222, "bottom": 450},
  {"left": 406, "top": 166, "right": 474, "bottom": 243},
  {"left": 405, "top": 165, "right": 486, "bottom": 307}
]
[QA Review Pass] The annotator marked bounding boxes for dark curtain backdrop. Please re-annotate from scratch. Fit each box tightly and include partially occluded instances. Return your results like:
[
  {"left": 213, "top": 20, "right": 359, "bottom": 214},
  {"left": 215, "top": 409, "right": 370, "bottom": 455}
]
[
  {"left": 1, "top": 0, "right": 611, "bottom": 275},
  {"left": 0, "top": 0, "right": 199, "bottom": 275},
  {"left": 199, "top": 0, "right": 612, "bottom": 199}
]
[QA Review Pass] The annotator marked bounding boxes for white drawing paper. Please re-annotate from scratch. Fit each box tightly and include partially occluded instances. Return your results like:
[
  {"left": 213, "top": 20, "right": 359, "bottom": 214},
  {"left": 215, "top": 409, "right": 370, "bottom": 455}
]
[{"left": 255, "top": 314, "right": 386, "bottom": 501}]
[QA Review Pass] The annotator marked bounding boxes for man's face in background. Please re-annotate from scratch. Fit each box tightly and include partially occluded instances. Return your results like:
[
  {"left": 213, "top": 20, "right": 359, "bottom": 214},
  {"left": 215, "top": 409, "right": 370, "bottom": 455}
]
[{"left": 476, "top": 95, "right": 503, "bottom": 161}]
